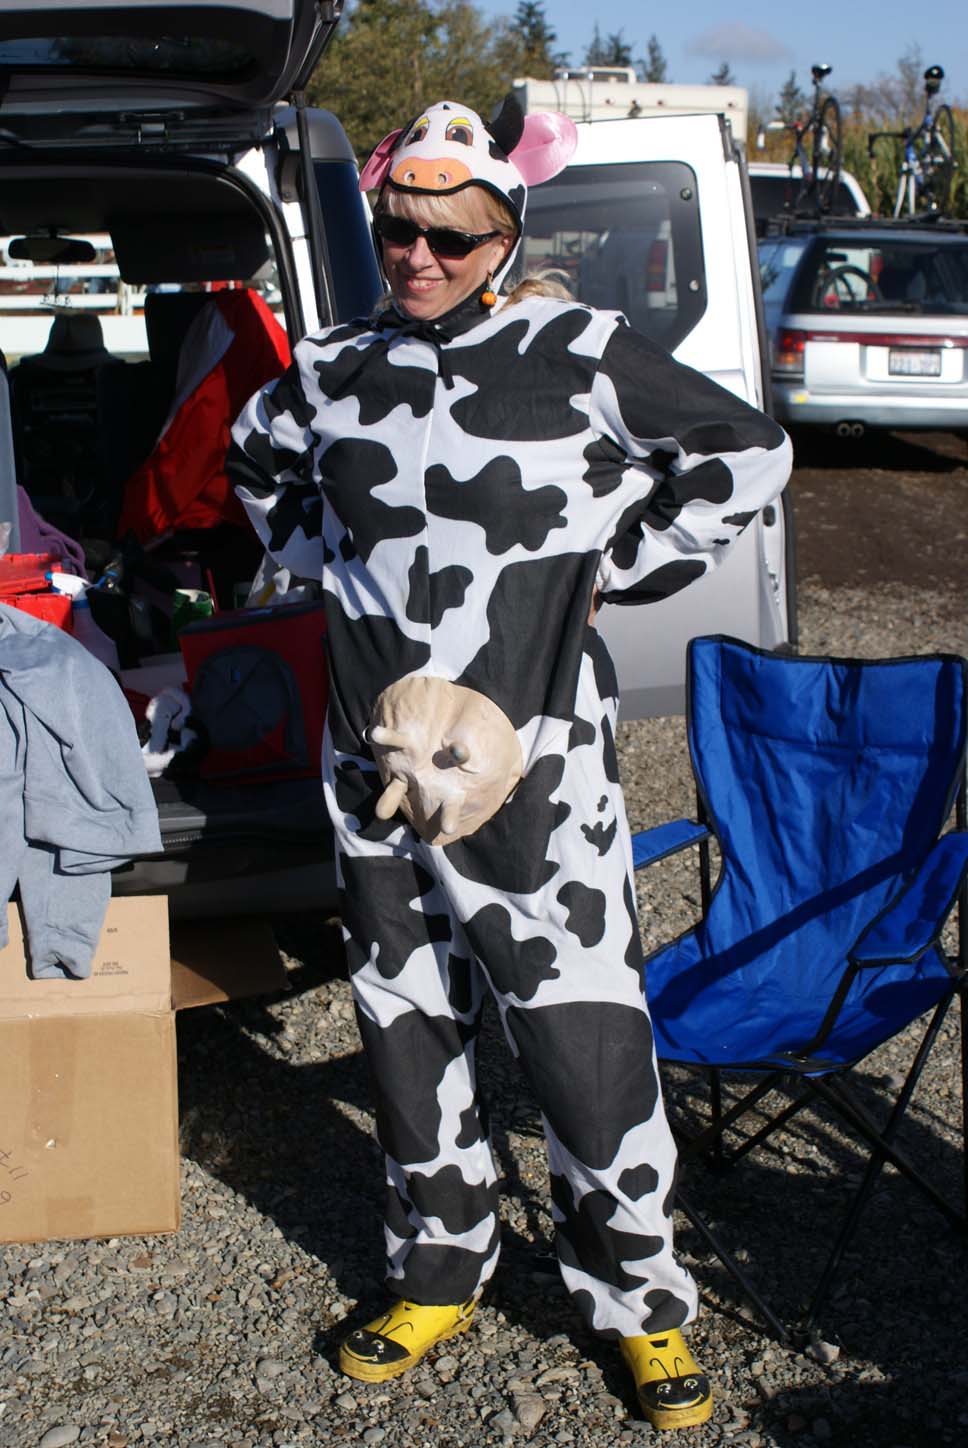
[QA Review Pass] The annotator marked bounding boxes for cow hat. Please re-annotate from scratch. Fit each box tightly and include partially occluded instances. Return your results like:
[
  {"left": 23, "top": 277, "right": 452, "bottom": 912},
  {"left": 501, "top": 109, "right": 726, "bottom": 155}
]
[{"left": 359, "top": 96, "right": 577, "bottom": 288}]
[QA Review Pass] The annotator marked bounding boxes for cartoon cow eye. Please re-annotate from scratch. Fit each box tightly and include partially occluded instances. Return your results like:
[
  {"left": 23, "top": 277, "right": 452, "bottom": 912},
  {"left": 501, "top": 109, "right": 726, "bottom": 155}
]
[
  {"left": 445, "top": 119, "right": 474, "bottom": 146},
  {"left": 407, "top": 118, "right": 429, "bottom": 144}
]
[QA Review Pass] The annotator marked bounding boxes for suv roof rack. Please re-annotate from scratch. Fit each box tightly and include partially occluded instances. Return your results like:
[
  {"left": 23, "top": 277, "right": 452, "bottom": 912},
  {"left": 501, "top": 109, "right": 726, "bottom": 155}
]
[{"left": 760, "top": 213, "right": 968, "bottom": 238}]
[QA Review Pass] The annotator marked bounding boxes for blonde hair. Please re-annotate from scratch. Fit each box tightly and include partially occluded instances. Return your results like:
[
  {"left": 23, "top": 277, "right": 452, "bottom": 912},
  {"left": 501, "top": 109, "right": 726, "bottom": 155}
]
[{"left": 376, "top": 184, "right": 574, "bottom": 308}]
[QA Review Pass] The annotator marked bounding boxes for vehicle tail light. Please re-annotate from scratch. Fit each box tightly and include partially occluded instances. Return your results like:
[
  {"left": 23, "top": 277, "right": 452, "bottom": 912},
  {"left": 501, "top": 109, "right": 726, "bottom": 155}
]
[
  {"left": 646, "top": 239, "right": 668, "bottom": 292},
  {"left": 774, "top": 328, "right": 805, "bottom": 376}
]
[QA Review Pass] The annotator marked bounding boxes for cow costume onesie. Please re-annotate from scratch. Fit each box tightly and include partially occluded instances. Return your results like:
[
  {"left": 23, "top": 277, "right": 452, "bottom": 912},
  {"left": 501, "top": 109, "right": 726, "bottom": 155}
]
[{"left": 229, "top": 98, "right": 791, "bottom": 1419}]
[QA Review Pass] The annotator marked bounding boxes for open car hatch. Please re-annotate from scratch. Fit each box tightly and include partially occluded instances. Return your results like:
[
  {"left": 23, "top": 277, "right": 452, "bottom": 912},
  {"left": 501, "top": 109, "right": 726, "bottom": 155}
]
[{"left": 0, "top": 1, "right": 339, "bottom": 147}]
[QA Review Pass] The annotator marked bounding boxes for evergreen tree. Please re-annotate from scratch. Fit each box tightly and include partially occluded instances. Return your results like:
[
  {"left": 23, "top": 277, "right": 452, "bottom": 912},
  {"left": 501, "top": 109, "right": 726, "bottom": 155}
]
[
  {"left": 509, "top": 0, "right": 559, "bottom": 78},
  {"left": 584, "top": 25, "right": 633, "bottom": 67},
  {"left": 641, "top": 35, "right": 668, "bottom": 83},
  {"left": 584, "top": 22, "right": 605, "bottom": 66},
  {"left": 709, "top": 62, "right": 736, "bottom": 87},
  {"left": 775, "top": 70, "right": 807, "bottom": 124}
]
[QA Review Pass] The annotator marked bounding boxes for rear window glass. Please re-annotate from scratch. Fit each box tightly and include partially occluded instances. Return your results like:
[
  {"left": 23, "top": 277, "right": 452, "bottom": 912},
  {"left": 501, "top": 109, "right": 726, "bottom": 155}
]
[
  {"left": 750, "top": 174, "right": 862, "bottom": 221},
  {"left": 0, "top": 235, "right": 287, "bottom": 365},
  {"left": 518, "top": 161, "right": 706, "bottom": 352},
  {"left": 791, "top": 239, "right": 968, "bottom": 316},
  {"left": 0, "top": 36, "right": 252, "bottom": 76},
  {"left": 758, "top": 240, "right": 806, "bottom": 304}
]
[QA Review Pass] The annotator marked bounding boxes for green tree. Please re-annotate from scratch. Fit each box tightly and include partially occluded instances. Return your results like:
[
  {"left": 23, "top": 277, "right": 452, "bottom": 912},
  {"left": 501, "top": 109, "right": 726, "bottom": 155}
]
[
  {"left": 709, "top": 62, "right": 736, "bottom": 86},
  {"left": 775, "top": 70, "right": 806, "bottom": 124},
  {"left": 641, "top": 34, "right": 668, "bottom": 83},
  {"left": 509, "top": 0, "right": 559, "bottom": 78},
  {"left": 310, "top": 0, "right": 521, "bottom": 161},
  {"left": 584, "top": 24, "right": 633, "bottom": 67}
]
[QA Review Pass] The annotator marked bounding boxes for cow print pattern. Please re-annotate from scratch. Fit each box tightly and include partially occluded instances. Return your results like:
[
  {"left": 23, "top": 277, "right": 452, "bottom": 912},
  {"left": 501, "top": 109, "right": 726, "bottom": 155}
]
[{"left": 231, "top": 293, "right": 791, "bottom": 1335}]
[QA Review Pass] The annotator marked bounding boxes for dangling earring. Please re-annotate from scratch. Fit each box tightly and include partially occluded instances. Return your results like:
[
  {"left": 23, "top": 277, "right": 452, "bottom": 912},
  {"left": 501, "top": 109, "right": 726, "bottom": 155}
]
[{"left": 480, "top": 272, "right": 497, "bottom": 308}]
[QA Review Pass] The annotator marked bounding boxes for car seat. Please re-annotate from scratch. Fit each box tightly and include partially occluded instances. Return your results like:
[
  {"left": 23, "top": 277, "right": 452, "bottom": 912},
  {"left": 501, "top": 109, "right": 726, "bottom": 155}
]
[
  {"left": 10, "top": 313, "right": 124, "bottom": 531},
  {"left": 876, "top": 263, "right": 927, "bottom": 304}
]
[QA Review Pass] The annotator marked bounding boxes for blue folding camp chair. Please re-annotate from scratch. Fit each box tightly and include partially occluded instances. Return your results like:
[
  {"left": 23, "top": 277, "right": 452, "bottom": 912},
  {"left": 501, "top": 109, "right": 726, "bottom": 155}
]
[{"left": 633, "top": 636, "right": 968, "bottom": 1341}]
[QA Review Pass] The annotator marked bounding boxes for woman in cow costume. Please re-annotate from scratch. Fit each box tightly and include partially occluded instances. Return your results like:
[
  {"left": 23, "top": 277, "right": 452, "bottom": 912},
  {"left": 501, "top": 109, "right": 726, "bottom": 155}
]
[{"left": 230, "top": 96, "right": 791, "bottom": 1431}]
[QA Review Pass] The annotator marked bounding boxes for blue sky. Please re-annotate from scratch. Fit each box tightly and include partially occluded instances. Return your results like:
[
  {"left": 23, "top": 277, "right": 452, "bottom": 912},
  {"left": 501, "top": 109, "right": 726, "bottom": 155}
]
[{"left": 477, "top": 1, "right": 966, "bottom": 108}]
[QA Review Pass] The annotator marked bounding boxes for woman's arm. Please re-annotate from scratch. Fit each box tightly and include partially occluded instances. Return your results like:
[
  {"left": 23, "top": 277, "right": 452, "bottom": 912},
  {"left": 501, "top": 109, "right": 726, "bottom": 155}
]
[
  {"left": 588, "top": 323, "right": 792, "bottom": 605},
  {"left": 227, "top": 350, "right": 325, "bottom": 583}
]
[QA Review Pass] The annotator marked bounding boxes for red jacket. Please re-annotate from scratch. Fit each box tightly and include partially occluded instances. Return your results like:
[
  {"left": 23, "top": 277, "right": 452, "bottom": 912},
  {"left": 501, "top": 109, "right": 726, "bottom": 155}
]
[{"left": 117, "top": 289, "right": 290, "bottom": 542}]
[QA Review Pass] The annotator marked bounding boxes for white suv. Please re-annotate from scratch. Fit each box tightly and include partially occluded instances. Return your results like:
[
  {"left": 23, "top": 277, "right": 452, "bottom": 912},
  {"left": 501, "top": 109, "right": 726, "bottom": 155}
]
[{"left": 519, "top": 113, "right": 795, "bottom": 717}]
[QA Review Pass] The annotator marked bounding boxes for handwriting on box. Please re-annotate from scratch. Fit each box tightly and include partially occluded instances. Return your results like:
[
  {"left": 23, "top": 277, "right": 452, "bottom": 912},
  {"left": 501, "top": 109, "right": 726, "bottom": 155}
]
[{"left": 0, "top": 1146, "right": 29, "bottom": 1205}]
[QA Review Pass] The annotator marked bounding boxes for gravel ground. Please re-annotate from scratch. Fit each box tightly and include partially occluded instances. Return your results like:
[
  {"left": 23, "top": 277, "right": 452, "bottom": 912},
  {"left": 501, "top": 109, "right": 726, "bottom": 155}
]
[{"left": 2, "top": 439, "right": 966, "bottom": 1448}]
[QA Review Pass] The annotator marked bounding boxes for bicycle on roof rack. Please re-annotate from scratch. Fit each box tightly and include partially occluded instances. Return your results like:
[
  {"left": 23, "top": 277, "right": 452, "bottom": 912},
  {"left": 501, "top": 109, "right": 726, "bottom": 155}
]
[
  {"left": 765, "top": 64, "right": 843, "bottom": 216},
  {"left": 867, "top": 65, "right": 957, "bottom": 218}
]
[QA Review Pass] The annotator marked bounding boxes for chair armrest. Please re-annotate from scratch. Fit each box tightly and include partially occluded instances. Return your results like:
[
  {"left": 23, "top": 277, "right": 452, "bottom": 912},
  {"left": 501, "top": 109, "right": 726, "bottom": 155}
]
[
  {"left": 850, "top": 831, "right": 968, "bottom": 967},
  {"left": 631, "top": 818, "right": 710, "bottom": 870}
]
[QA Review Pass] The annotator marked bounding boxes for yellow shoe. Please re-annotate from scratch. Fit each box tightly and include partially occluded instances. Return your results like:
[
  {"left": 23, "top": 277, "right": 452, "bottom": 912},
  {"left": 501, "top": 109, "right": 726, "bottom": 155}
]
[
  {"left": 339, "top": 1297, "right": 476, "bottom": 1383},
  {"left": 620, "top": 1328, "right": 713, "bottom": 1430}
]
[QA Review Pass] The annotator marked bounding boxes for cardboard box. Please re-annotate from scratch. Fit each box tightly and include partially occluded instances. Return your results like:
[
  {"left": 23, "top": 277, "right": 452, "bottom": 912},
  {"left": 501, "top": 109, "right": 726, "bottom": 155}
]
[
  {"left": 0, "top": 896, "right": 179, "bottom": 1245},
  {"left": 170, "top": 914, "right": 287, "bottom": 1010}
]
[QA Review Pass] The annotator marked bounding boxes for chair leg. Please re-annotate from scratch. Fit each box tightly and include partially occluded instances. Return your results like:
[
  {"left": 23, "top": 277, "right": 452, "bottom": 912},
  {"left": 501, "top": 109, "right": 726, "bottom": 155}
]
[
  {"left": 961, "top": 986, "right": 968, "bottom": 1219},
  {"left": 679, "top": 1072, "right": 784, "bottom": 1162},
  {"left": 800, "top": 1128, "right": 890, "bottom": 1337},
  {"left": 813, "top": 1000, "right": 966, "bottom": 1231},
  {"left": 727, "top": 1086, "right": 809, "bottom": 1165},
  {"left": 676, "top": 1186, "right": 790, "bottom": 1343},
  {"left": 709, "top": 1069, "right": 724, "bottom": 1169},
  {"left": 802, "top": 990, "right": 966, "bottom": 1333}
]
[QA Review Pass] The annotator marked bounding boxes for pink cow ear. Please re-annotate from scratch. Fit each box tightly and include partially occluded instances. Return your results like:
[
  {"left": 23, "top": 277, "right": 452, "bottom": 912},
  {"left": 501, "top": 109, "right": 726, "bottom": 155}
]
[
  {"left": 358, "top": 128, "right": 404, "bottom": 193},
  {"left": 510, "top": 112, "right": 579, "bottom": 185}
]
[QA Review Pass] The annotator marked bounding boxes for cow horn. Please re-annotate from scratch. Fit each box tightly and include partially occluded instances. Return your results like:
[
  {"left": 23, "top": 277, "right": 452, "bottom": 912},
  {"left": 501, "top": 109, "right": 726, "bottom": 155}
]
[
  {"left": 375, "top": 776, "right": 408, "bottom": 820},
  {"left": 370, "top": 725, "right": 410, "bottom": 749}
]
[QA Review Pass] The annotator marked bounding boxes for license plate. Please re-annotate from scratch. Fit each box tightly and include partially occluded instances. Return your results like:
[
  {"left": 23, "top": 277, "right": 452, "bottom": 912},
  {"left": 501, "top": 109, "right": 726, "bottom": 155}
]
[{"left": 888, "top": 349, "right": 941, "bottom": 377}]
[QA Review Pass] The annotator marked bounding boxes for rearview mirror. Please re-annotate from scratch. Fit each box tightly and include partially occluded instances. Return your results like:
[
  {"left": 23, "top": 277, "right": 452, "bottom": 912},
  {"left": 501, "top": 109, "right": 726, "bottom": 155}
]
[{"left": 6, "top": 235, "right": 97, "bottom": 265}]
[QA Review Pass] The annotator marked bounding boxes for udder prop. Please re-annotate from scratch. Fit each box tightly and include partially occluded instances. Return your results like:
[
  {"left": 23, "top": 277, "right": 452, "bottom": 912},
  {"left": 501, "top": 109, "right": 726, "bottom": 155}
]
[{"left": 368, "top": 676, "right": 523, "bottom": 845}]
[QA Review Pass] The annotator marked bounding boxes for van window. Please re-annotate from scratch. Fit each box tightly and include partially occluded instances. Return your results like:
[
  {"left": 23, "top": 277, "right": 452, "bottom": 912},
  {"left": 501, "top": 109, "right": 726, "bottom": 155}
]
[{"left": 519, "top": 161, "right": 706, "bottom": 352}]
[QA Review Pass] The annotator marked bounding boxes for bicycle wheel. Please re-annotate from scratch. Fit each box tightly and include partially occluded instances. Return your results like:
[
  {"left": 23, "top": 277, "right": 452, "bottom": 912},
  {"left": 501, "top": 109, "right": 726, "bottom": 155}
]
[
  {"left": 813, "top": 96, "right": 842, "bottom": 212},
  {"left": 921, "top": 104, "right": 956, "bottom": 214}
]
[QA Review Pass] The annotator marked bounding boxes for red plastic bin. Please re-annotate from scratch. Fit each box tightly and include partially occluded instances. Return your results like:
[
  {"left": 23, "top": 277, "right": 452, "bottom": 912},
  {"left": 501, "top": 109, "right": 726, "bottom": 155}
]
[
  {"left": 0, "top": 552, "right": 63, "bottom": 597},
  {"left": 5, "top": 592, "right": 73, "bottom": 632}
]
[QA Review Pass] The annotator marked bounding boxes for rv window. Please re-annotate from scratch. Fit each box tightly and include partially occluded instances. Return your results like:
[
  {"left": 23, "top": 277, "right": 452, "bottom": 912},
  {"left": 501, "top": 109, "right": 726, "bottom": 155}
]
[{"left": 518, "top": 161, "right": 706, "bottom": 351}]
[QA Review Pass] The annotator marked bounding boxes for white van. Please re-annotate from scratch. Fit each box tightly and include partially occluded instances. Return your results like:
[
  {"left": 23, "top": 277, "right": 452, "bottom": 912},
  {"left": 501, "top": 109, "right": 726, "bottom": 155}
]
[{"left": 517, "top": 112, "right": 794, "bottom": 716}]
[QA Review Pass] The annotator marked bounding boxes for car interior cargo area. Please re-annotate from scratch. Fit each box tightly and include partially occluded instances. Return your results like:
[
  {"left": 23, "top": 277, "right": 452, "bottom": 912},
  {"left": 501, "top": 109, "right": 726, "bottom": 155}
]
[{"left": 0, "top": 157, "right": 336, "bottom": 911}]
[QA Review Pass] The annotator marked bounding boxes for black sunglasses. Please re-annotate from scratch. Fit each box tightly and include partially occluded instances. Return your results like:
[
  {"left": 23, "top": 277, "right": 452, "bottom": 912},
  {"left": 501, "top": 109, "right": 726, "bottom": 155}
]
[{"left": 373, "top": 212, "right": 500, "bottom": 259}]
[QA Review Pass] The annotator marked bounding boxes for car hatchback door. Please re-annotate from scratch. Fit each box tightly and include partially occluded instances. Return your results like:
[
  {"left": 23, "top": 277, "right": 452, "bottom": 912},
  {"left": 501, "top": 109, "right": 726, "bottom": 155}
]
[
  {"left": 522, "top": 112, "right": 793, "bottom": 718},
  {"left": 0, "top": 0, "right": 335, "bottom": 147}
]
